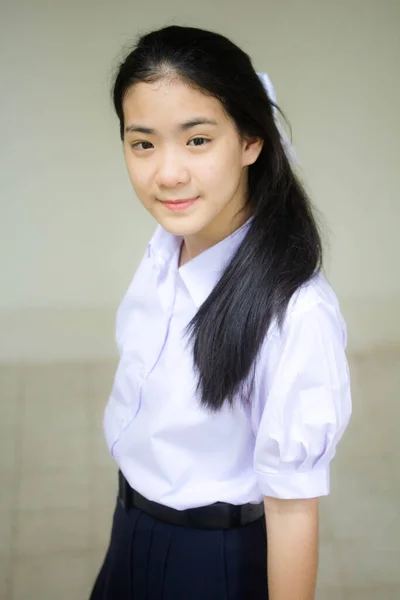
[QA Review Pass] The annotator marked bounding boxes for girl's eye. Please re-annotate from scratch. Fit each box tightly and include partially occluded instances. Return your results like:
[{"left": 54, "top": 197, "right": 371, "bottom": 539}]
[
  {"left": 188, "top": 137, "right": 210, "bottom": 147},
  {"left": 131, "top": 141, "right": 153, "bottom": 150}
]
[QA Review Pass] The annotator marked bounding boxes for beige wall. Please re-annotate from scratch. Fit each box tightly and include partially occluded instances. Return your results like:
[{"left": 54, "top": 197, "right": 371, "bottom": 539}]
[{"left": 1, "top": 0, "right": 399, "bottom": 360}]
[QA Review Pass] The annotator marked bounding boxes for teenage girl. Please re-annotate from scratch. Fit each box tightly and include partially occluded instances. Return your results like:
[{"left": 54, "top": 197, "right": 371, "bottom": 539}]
[{"left": 89, "top": 24, "right": 352, "bottom": 600}]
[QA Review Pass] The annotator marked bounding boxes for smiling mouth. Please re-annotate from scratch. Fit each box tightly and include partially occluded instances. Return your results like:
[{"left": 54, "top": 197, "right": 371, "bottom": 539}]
[
  {"left": 160, "top": 197, "right": 199, "bottom": 211},
  {"left": 160, "top": 197, "right": 198, "bottom": 203}
]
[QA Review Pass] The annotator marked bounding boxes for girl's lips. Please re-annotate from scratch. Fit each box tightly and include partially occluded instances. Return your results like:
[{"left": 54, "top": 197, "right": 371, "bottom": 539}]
[{"left": 161, "top": 197, "right": 199, "bottom": 211}]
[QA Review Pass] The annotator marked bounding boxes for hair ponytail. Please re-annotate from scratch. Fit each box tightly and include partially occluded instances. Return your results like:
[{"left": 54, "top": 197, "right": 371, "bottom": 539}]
[{"left": 187, "top": 143, "right": 322, "bottom": 410}]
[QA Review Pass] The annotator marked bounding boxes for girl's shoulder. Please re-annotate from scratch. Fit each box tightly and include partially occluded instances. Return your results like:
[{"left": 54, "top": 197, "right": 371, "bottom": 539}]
[
  {"left": 289, "top": 271, "right": 342, "bottom": 316},
  {"left": 283, "top": 271, "right": 347, "bottom": 345},
  {"left": 267, "top": 271, "right": 347, "bottom": 347}
]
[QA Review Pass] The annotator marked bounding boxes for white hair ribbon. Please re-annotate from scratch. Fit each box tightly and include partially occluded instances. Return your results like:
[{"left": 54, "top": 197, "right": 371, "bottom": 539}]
[{"left": 257, "top": 72, "right": 298, "bottom": 165}]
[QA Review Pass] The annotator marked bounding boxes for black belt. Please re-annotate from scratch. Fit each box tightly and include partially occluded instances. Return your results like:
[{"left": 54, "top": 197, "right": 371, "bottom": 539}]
[{"left": 118, "top": 471, "right": 264, "bottom": 530}]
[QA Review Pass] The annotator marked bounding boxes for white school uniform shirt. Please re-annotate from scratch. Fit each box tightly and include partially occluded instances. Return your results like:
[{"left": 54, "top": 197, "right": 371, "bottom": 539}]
[{"left": 104, "top": 219, "right": 352, "bottom": 510}]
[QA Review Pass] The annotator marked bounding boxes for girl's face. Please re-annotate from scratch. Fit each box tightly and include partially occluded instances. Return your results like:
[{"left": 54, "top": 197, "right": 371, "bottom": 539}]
[{"left": 122, "top": 78, "right": 262, "bottom": 243}]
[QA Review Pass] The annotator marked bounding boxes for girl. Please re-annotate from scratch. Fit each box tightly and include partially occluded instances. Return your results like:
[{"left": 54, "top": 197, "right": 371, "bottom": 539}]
[{"left": 90, "top": 25, "right": 351, "bottom": 600}]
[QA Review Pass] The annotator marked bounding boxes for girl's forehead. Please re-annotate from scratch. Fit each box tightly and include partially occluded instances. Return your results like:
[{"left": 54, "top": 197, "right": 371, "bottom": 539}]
[{"left": 123, "top": 79, "right": 225, "bottom": 119}]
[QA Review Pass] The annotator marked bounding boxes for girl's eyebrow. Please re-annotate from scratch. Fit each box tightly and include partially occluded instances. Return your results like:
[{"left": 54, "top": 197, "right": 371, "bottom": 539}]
[{"left": 125, "top": 118, "right": 218, "bottom": 135}]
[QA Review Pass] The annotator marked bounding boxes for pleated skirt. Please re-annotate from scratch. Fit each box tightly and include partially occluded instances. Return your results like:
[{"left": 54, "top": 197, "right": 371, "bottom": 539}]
[{"left": 89, "top": 498, "right": 268, "bottom": 600}]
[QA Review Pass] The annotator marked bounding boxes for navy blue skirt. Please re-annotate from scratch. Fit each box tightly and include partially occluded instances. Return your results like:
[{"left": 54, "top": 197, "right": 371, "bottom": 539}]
[{"left": 90, "top": 498, "right": 268, "bottom": 599}]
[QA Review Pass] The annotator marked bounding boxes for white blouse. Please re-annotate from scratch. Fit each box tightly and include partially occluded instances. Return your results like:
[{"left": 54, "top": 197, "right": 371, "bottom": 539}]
[{"left": 104, "top": 219, "right": 352, "bottom": 509}]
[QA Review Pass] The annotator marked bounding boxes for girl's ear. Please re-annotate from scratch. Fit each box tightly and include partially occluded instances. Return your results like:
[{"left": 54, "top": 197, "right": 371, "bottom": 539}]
[{"left": 242, "top": 136, "right": 264, "bottom": 167}]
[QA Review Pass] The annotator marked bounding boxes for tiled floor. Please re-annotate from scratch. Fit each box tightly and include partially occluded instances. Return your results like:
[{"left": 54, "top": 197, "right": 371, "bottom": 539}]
[{"left": 0, "top": 350, "right": 399, "bottom": 599}]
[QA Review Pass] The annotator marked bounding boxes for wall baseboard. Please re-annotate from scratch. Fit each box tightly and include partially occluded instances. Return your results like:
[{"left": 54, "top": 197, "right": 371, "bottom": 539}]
[{"left": 0, "top": 299, "right": 399, "bottom": 363}]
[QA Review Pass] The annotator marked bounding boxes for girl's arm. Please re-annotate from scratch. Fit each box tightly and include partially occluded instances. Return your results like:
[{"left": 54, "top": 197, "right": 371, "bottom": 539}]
[{"left": 264, "top": 496, "right": 319, "bottom": 600}]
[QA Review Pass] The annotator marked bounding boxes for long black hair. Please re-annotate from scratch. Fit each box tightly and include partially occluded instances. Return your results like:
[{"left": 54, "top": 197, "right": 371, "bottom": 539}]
[{"left": 112, "top": 25, "right": 323, "bottom": 412}]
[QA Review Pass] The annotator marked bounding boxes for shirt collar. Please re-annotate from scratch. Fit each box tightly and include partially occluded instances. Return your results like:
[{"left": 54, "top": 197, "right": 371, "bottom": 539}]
[
  {"left": 148, "top": 218, "right": 252, "bottom": 308},
  {"left": 147, "top": 224, "right": 180, "bottom": 266}
]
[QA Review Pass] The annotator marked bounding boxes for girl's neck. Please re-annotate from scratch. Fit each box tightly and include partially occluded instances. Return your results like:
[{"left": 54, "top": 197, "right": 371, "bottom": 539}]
[{"left": 179, "top": 205, "right": 253, "bottom": 268}]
